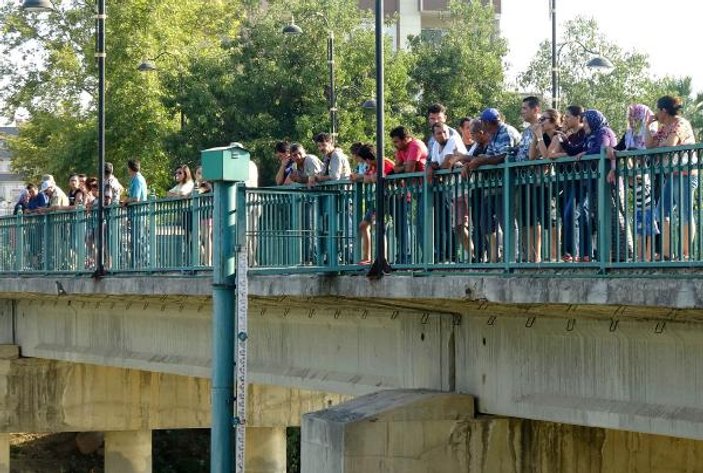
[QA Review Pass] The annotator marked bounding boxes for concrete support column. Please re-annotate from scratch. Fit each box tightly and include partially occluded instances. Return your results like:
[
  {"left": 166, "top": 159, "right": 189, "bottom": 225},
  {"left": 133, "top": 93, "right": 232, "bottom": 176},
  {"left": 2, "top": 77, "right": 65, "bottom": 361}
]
[
  {"left": 104, "top": 430, "right": 152, "bottom": 473},
  {"left": 246, "top": 427, "right": 287, "bottom": 473},
  {"left": 0, "top": 433, "right": 9, "bottom": 473}
]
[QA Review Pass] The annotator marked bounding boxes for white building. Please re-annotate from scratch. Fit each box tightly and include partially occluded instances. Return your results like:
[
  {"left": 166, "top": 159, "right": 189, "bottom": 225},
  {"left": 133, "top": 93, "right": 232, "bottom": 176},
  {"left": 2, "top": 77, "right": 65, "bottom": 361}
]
[
  {"left": 0, "top": 127, "right": 26, "bottom": 212},
  {"left": 357, "top": 0, "right": 501, "bottom": 50}
]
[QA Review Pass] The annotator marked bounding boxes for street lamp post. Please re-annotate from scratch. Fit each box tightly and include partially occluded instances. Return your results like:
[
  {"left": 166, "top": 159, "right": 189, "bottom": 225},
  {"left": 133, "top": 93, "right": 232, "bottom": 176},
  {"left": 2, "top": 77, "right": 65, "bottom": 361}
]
[
  {"left": 550, "top": 0, "right": 614, "bottom": 109},
  {"left": 283, "top": 15, "right": 337, "bottom": 140},
  {"left": 23, "top": 0, "right": 108, "bottom": 277},
  {"left": 138, "top": 53, "right": 186, "bottom": 130},
  {"left": 367, "top": 0, "right": 391, "bottom": 278}
]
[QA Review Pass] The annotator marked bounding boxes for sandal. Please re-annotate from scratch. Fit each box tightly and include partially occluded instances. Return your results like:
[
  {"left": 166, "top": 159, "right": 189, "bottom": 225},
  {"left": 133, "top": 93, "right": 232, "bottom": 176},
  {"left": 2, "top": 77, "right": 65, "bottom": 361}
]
[
  {"left": 561, "top": 254, "right": 573, "bottom": 263},
  {"left": 357, "top": 259, "right": 372, "bottom": 265}
]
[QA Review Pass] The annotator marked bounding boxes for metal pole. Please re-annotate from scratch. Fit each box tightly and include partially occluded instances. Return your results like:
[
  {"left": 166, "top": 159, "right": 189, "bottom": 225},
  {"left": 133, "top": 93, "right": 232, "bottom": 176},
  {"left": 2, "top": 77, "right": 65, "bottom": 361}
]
[
  {"left": 327, "top": 30, "right": 337, "bottom": 140},
  {"left": 211, "top": 180, "right": 237, "bottom": 473},
  {"left": 551, "top": 0, "right": 558, "bottom": 109},
  {"left": 95, "top": 0, "right": 106, "bottom": 277},
  {"left": 367, "top": 0, "right": 390, "bottom": 278}
]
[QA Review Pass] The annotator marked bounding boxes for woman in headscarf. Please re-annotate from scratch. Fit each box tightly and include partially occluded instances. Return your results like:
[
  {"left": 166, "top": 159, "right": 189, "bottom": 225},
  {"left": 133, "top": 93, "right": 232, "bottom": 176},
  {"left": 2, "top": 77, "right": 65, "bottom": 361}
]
[
  {"left": 572, "top": 109, "right": 618, "bottom": 262},
  {"left": 613, "top": 104, "right": 657, "bottom": 261}
]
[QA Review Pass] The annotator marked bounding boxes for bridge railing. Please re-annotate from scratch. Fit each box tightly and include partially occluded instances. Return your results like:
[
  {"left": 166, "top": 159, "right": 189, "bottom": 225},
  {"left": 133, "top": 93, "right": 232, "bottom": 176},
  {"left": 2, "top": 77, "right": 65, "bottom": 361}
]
[{"left": 1, "top": 143, "right": 702, "bottom": 275}]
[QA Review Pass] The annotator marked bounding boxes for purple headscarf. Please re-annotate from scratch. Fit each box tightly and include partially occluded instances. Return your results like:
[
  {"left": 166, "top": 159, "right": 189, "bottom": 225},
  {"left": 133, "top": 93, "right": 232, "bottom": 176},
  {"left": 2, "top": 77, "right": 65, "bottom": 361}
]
[
  {"left": 625, "top": 104, "right": 654, "bottom": 150},
  {"left": 583, "top": 109, "right": 617, "bottom": 155}
]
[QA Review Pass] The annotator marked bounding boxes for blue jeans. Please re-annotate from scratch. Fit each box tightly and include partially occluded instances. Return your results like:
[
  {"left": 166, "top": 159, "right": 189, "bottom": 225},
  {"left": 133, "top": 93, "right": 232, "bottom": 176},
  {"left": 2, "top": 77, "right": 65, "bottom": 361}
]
[{"left": 661, "top": 174, "right": 699, "bottom": 224}]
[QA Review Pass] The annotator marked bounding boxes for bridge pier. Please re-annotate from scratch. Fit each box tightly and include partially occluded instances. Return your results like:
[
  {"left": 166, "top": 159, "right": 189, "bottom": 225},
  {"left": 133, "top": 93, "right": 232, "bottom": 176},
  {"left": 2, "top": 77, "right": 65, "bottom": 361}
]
[
  {"left": 104, "top": 430, "right": 152, "bottom": 473},
  {"left": 246, "top": 427, "right": 287, "bottom": 473},
  {"left": 0, "top": 433, "right": 8, "bottom": 473}
]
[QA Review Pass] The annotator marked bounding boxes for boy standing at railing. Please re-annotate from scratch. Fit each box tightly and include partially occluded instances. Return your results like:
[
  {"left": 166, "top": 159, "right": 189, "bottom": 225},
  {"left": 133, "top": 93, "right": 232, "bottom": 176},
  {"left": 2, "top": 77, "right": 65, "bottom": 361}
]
[
  {"left": 125, "top": 159, "right": 148, "bottom": 268},
  {"left": 630, "top": 166, "right": 658, "bottom": 262}
]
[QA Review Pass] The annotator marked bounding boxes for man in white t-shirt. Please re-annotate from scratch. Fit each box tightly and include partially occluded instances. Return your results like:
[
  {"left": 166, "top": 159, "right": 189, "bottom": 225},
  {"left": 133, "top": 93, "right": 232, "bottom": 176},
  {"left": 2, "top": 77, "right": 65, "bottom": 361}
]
[{"left": 429, "top": 122, "right": 468, "bottom": 169}]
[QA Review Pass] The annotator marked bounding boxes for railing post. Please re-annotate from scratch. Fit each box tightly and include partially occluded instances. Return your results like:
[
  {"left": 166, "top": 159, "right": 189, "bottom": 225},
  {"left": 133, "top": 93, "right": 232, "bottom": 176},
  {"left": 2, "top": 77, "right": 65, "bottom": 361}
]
[
  {"left": 43, "top": 213, "right": 50, "bottom": 272},
  {"left": 76, "top": 206, "right": 86, "bottom": 271},
  {"left": 597, "top": 150, "right": 610, "bottom": 273},
  {"left": 191, "top": 194, "right": 201, "bottom": 269},
  {"left": 422, "top": 173, "right": 434, "bottom": 268},
  {"left": 503, "top": 162, "right": 515, "bottom": 272},
  {"left": 326, "top": 192, "right": 337, "bottom": 269},
  {"left": 352, "top": 181, "right": 364, "bottom": 263},
  {"left": 15, "top": 211, "right": 24, "bottom": 272},
  {"left": 148, "top": 196, "right": 157, "bottom": 270}
]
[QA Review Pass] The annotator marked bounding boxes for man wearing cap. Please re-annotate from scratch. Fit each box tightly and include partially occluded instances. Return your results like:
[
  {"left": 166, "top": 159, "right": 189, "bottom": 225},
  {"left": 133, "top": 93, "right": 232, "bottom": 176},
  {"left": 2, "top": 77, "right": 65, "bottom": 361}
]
[
  {"left": 462, "top": 108, "right": 520, "bottom": 262},
  {"left": 39, "top": 179, "right": 69, "bottom": 209}
]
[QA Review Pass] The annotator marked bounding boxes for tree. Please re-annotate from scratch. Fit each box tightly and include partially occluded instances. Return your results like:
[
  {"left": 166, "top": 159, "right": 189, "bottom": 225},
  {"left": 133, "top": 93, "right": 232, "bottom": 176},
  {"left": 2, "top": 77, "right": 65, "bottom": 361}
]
[
  {"left": 169, "top": 0, "right": 416, "bottom": 185},
  {"left": 407, "top": 0, "right": 508, "bottom": 130},
  {"left": 0, "top": 0, "right": 240, "bottom": 191},
  {"left": 519, "top": 16, "right": 696, "bottom": 136}
]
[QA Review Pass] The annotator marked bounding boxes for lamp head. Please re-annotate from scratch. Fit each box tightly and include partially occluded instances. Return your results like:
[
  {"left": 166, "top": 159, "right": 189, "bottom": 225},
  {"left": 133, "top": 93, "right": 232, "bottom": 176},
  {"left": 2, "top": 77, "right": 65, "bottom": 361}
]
[
  {"left": 282, "top": 23, "right": 303, "bottom": 34},
  {"left": 361, "top": 99, "right": 377, "bottom": 110},
  {"left": 586, "top": 56, "right": 614, "bottom": 70},
  {"left": 282, "top": 15, "right": 303, "bottom": 34},
  {"left": 22, "top": 0, "right": 55, "bottom": 11},
  {"left": 137, "top": 61, "right": 158, "bottom": 72}
]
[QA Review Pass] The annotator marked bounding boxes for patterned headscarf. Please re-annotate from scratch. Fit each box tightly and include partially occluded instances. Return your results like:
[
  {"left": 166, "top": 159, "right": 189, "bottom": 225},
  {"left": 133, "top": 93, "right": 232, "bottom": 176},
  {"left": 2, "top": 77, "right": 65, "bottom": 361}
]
[
  {"left": 583, "top": 109, "right": 617, "bottom": 155},
  {"left": 624, "top": 104, "right": 654, "bottom": 150}
]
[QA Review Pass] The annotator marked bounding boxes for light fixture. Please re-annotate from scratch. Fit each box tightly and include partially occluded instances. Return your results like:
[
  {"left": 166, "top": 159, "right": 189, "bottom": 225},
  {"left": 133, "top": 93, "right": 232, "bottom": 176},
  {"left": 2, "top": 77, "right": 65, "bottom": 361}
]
[
  {"left": 137, "top": 60, "right": 157, "bottom": 72},
  {"left": 282, "top": 16, "right": 303, "bottom": 35},
  {"left": 21, "top": 0, "right": 54, "bottom": 12},
  {"left": 361, "top": 98, "right": 377, "bottom": 110},
  {"left": 586, "top": 56, "right": 614, "bottom": 70}
]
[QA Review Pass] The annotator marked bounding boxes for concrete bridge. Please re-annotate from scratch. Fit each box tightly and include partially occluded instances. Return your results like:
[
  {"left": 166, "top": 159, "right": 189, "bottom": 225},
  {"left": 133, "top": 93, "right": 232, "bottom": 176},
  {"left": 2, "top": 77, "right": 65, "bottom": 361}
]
[{"left": 2, "top": 269, "right": 703, "bottom": 472}]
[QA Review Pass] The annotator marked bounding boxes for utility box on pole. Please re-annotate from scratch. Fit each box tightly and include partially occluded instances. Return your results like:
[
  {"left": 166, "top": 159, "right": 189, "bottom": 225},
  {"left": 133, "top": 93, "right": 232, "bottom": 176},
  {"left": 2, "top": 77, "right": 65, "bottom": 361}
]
[
  {"left": 201, "top": 143, "right": 251, "bottom": 183},
  {"left": 203, "top": 141, "right": 250, "bottom": 473}
]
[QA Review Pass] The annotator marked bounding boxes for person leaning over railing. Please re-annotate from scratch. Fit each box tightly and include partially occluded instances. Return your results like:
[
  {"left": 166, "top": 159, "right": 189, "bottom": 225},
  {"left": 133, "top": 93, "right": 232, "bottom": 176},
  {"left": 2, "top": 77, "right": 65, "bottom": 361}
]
[
  {"left": 645, "top": 95, "right": 697, "bottom": 260},
  {"left": 193, "top": 166, "right": 213, "bottom": 266},
  {"left": 529, "top": 108, "right": 563, "bottom": 262},
  {"left": 273, "top": 141, "right": 295, "bottom": 186},
  {"left": 573, "top": 109, "right": 618, "bottom": 263},
  {"left": 349, "top": 142, "right": 395, "bottom": 265},
  {"left": 549, "top": 105, "right": 585, "bottom": 262},
  {"left": 288, "top": 143, "right": 323, "bottom": 264},
  {"left": 611, "top": 104, "right": 657, "bottom": 262},
  {"left": 460, "top": 108, "right": 519, "bottom": 263},
  {"left": 389, "top": 125, "right": 428, "bottom": 264},
  {"left": 309, "top": 132, "right": 351, "bottom": 187}
]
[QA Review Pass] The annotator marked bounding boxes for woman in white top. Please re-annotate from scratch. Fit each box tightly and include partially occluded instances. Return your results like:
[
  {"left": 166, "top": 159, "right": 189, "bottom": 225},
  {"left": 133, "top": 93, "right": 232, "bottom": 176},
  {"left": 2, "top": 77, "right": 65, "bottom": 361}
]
[{"left": 168, "top": 165, "right": 195, "bottom": 197}]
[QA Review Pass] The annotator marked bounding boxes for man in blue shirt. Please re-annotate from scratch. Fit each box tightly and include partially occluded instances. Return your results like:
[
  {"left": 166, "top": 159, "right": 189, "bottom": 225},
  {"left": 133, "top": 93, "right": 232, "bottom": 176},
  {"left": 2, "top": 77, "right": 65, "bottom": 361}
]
[
  {"left": 126, "top": 159, "right": 148, "bottom": 202},
  {"left": 125, "top": 159, "right": 148, "bottom": 267}
]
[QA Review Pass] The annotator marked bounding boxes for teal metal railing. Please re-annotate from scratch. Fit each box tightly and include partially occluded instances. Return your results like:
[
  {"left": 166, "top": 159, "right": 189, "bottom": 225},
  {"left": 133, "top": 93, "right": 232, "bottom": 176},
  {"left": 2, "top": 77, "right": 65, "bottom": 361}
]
[{"left": 2, "top": 144, "right": 703, "bottom": 275}]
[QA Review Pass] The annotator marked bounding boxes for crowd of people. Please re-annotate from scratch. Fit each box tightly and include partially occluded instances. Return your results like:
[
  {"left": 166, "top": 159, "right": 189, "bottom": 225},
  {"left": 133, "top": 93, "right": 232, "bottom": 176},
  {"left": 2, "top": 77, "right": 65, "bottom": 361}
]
[
  {"left": 271, "top": 95, "right": 699, "bottom": 265},
  {"left": 5, "top": 94, "right": 698, "bottom": 268},
  {"left": 12, "top": 160, "right": 218, "bottom": 216}
]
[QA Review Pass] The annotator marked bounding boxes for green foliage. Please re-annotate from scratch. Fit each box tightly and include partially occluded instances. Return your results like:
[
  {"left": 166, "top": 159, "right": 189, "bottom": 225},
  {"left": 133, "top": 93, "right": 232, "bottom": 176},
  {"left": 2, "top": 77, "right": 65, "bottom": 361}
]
[
  {"left": 407, "top": 0, "right": 507, "bottom": 129},
  {"left": 171, "top": 0, "right": 416, "bottom": 184},
  {"left": 518, "top": 16, "right": 696, "bottom": 137},
  {"left": 0, "top": 0, "right": 240, "bottom": 191}
]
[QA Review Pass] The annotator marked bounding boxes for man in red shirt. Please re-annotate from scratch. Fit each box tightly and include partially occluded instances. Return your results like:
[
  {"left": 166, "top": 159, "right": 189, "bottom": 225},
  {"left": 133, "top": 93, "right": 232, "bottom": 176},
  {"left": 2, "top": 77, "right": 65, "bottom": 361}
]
[
  {"left": 391, "top": 126, "right": 427, "bottom": 173},
  {"left": 389, "top": 126, "right": 428, "bottom": 264}
]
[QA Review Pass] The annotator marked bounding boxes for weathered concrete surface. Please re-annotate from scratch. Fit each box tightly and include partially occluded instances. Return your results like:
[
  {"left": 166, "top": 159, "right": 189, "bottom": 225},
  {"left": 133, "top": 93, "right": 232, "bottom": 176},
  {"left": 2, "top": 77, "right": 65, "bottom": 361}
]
[
  {"left": 104, "top": 430, "right": 151, "bottom": 473},
  {"left": 302, "top": 390, "right": 475, "bottom": 473},
  {"left": 0, "top": 433, "right": 7, "bottom": 473},
  {"left": 456, "top": 311, "right": 703, "bottom": 441},
  {"left": 304, "top": 394, "right": 703, "bottom": 473},
  {"left": 0, "top": 358, "right": 349, "bottom": 433},
  {"left": 4, "top": 272, "right": 703, "bottom": 310},
  {"left": 246, "top": 427, "right": 287, "bottom": 473},
  {"left": 10, "top": 298, "right": 454, "bottom": 395},
  {"left": 0, "top": 301, "right": 12, "bottom": 345}
]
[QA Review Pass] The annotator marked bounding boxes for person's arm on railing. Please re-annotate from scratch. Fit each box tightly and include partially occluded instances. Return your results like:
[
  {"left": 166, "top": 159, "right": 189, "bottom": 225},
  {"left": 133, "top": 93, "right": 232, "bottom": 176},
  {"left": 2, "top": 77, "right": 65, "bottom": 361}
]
[{"left": 275, "top": 159, "right": 291, "bottom": 185}]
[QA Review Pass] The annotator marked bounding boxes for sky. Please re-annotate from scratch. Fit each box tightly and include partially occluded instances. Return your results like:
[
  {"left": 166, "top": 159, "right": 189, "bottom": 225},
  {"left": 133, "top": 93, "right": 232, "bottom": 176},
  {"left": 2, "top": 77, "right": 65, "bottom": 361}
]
[{"left": 500, "top": 0, "right": 703, "bottom": 93}]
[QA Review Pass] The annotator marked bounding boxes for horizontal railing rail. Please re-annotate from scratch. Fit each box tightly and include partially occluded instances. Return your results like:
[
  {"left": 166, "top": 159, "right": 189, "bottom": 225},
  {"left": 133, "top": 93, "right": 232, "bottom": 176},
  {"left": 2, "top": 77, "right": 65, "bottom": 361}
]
[{"left": 3, "top": 144, "right": 703, "bottom": 276}]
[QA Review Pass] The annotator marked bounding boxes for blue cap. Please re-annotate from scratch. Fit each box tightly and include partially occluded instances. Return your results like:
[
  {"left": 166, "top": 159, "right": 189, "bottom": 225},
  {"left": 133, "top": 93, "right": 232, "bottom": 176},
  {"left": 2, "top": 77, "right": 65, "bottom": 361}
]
[{"left": 480, "top": 108, "right": 500, "bottom": 122}]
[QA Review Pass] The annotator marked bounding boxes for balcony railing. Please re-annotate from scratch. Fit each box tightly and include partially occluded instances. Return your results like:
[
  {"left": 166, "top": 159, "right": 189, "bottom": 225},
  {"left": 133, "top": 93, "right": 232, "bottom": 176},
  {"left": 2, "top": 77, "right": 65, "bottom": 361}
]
[{"left": 1, "top": 144, "right": 702, "bottom": 276}]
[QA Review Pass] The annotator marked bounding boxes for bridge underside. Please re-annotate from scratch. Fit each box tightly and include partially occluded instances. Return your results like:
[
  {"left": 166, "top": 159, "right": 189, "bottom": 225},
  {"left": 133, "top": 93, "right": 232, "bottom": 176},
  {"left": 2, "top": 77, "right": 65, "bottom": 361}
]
[{"left": 1, "top": 273, "right": 702, "bottom": 441}]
